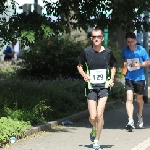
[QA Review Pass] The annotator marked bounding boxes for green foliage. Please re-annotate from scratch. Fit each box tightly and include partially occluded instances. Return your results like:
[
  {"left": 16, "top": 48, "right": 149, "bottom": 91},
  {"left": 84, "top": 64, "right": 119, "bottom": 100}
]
[
  {"left": 0, "top": 61, "right": 20, "bottom": 79},
  {"left": 3, "top": 101, "right": 52, "bottom": 126},
  {"left": 18, "top": 36, "right": 86, "bottom": 78},
  {"left": 0, "top": 117, "right": 31, "bottom": 146},
  {"left": 43, "top": 0, "right": 150, "bottom": 31},
  {"left": 0, "top": 76, "right": 86, "bottom": 124},
  {"left": 107, "top": 40, "right": 124, "bottom": 78},
  {"left": 21, "top": 30, "right": 35, "bottom": 43},
  {"left": 109, "top": 81, "right": 126, "bottom": 101},
  {"left": 0, "top": 0, "right": 16, "bottom": 14},
  {"left": 0, "top": 12, "right": 54, "bottom": 46},
  {"left": 0, "top": 0, "right": 150, "bottom": 46}
]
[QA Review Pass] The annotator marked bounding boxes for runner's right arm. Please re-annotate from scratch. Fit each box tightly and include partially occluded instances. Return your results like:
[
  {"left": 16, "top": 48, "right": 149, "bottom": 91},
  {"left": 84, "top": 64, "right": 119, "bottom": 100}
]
[
  {"left": 77, "top": 65, "right": 90, "bottom": 82},
  {"left": 77, "top": 50, "right": 90, "bottom": 82}
]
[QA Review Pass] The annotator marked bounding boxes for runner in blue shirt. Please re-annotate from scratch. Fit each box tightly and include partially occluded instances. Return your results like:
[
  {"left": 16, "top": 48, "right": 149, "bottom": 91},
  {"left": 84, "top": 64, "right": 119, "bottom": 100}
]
[{"left": 121, "top": 32, "right": 150, "bottom": 131}]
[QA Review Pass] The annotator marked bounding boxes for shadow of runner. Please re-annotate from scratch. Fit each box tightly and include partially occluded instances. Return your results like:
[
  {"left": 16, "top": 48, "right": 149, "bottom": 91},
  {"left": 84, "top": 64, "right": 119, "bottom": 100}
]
[{"left": 81, "top": 144, "right": 114, "bottom": 149}]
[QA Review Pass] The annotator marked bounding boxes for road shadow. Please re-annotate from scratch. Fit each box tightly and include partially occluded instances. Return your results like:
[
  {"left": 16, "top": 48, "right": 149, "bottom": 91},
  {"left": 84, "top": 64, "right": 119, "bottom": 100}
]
[
  {"left": 45, "top": 102, "right": 150, "bottom": 133},
  {"left": 79, "top": 144, "right": 114, "bottom": 149},
  {"left": 69, "top": 102, "right": 150, "bottom": 130}
]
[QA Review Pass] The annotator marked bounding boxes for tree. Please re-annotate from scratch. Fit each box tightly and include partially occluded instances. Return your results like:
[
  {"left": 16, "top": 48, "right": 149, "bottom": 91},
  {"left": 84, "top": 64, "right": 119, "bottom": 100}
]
[
  {"left": 0, "top": 0, "right": 54, "bottom": 47},
  {"left": 43, "top": 0, "right": 150, "bottom": 31},
  {"left": 0, "top": 0, "right": 16, "bottom": 14},
  {"left": 0, "top": 0, "right": 150, "bottom": 46},
  {"left": 0, "top": 12, "right": 53, "bottom": 46}
]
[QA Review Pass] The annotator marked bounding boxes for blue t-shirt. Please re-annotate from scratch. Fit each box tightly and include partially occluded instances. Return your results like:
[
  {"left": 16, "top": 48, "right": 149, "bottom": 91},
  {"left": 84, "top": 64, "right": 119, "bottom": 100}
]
[
  {"left": 5, "top": 45, "right": 12, "bottom": 53},
  {"left": 121, "top": 45, "right": 150, "bottom": 81}
]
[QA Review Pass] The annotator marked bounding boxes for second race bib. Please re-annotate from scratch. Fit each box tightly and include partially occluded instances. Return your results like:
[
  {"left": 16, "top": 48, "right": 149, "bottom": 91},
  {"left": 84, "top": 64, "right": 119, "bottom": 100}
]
[{"left": 127, "top": 58, "right": 140, "bottom": 71}]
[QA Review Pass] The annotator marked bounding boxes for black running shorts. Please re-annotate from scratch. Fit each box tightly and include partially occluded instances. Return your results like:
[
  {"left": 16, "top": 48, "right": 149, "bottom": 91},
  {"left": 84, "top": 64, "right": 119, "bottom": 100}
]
[
  {"left": 85, "top": 88, "right": 109, "bottom": 101},
  {"left": 125, "top": 79, "right": 145, "bottom": 95}
]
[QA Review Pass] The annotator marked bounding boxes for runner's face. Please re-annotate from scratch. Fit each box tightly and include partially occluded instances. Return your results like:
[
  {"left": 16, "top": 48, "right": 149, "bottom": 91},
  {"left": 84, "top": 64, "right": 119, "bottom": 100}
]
[
  {"left": 126, "top": 38, "right": 136, "bottom": 49},
  {"left": 90, "top": 30, "right": 104, "bottom": 46}
]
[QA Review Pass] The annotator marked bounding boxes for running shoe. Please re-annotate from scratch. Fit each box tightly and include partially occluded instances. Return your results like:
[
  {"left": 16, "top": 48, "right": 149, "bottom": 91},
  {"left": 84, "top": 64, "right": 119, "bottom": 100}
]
[
  {"left": 137, "top": 116, "right": 143, "bottom": 128},
  {"left": 90, "top": 127, "right": 96, "bottom": 142},
  {"left": 126, "top": 119, "right": 135, "bottom": 131},
  {"left": 93, "top": 140, "right": 101, "bottom": 150}
]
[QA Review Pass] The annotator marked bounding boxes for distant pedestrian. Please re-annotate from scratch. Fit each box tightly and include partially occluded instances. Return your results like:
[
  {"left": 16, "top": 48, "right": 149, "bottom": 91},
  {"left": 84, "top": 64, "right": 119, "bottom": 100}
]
[
  {"left": 77, "top": 28, "right": 117, "bottom": 150},
  {"left": 121, "top": 32, "right": 150, "bottom": 131},
  {"left": 3, "top": 39, "right": 17, "bottom": 61}
]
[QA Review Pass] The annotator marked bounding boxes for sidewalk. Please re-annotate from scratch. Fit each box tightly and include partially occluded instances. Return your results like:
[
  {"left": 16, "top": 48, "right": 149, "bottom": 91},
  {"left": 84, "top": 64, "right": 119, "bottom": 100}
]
[{"left": 5, "top": 101, "right": 150, "bottom": 150}]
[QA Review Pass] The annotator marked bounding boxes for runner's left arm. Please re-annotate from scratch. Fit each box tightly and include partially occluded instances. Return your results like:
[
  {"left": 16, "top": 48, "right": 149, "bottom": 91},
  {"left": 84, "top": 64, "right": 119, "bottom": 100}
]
[
  {"left": 110, "top": 66, "right": 116, "bottom": 81},
  {"left": 140, "top": 50, "right": 150, "bottom": 67},
  {"left": 132, "top": 49, "right": 150, "bottom": 67},
  {"left": 109, "top": 51, "right": 117, "bottom": 87}
]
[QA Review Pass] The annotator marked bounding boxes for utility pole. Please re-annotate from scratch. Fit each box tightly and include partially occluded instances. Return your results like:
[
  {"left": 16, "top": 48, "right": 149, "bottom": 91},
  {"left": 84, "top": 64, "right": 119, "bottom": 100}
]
[
  {"left": 34, "top": 0, "right": 42, "bottom": 15},
  {"left": 137, "top": 31, "right": 142, "bottom": 45},
  {"left": 34, "top": 0, "right": 38, "bottom": 12},
  {"left": 104, "top": 28, "right": 108, "bottom": 47},
  {"left": 143, "top": 11, "right": 149, "bottom": 103}
]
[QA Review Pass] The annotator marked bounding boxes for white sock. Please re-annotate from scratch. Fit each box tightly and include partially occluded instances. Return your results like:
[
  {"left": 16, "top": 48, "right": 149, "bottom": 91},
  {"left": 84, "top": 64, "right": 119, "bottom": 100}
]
[
  {"left": 94, "top": 140, "right": 99, "bottom": 143},
  {"left": 129, "top": 119, "right": 134, "bottom": 123}
]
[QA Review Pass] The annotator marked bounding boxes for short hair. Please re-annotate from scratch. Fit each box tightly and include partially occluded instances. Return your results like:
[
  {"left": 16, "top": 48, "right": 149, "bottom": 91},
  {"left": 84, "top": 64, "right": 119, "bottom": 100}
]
[
  {"left": 12, "top": 38, "right": 17, "bottom": 42},
  {"left": 125, "top": 32, "right": 136, "bottom": 39},
  {"left": 91, "top": 28, "right": 104, "bottom": 36},
  {"left": 136, "top": 42, "right": 140, "bottom": 45}
]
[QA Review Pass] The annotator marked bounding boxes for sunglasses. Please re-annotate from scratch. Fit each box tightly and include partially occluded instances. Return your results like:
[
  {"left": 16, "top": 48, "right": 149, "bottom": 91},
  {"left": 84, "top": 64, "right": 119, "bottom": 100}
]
[{"left": 92, "top": 35, "right": 103, "bottom": 39}]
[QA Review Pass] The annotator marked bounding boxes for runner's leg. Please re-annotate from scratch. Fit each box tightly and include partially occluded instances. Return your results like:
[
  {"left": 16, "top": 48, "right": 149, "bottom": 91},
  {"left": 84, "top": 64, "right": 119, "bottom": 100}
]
[
  {"left": 95, "top": 96, "right": 107, "bottom": 140},
  {"left": 126, "top": 90, "right": 134, "bottom": 121}
]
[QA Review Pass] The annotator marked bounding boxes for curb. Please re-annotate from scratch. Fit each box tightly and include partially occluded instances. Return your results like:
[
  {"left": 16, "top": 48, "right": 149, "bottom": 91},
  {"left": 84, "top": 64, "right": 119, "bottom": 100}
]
[{"left": 25, "top": 99, "right": 122, "bottom": 136}]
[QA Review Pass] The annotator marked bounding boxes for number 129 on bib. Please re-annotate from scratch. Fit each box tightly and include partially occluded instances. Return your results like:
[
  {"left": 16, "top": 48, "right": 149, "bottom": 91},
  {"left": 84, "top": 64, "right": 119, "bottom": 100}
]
[{"left": 90, "top": 69, "right": 106, "bottom": 84}]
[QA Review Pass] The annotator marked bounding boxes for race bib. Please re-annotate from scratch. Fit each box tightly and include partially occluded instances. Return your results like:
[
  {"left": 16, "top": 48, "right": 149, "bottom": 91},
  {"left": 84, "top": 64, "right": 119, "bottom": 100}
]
[
  {"left": 127, "top": 58, "right": 140, "bottom": 71},
  {"left": 90, "top": 69, "right": 106, "bottom": 84}
]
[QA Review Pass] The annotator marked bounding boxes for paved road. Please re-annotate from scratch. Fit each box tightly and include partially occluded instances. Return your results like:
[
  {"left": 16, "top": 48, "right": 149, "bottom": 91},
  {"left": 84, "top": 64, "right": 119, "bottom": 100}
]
[{"left": 5, "top": 102, "right": 150, "bottom": 150}]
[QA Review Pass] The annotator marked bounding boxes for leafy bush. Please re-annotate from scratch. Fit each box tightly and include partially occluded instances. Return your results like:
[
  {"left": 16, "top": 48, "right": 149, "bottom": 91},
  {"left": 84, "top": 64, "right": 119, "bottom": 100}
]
[
  {"left": 0, "top": 77, "right": 86, "bottom": 125},
  {"left": 0, "top": 117, "right": 31, "bottom": 147},
  {"left": 18, "top": 36, "right": 86, "bottom": 79},
  {"left": 109, "top": 80, "right": 126, "bottom": 101},
  {"left": 107, "top": 40, "right": 124, "bottom": 78},
  {"left": 0, "top": 61, "right": 19, "bottom": 79}
]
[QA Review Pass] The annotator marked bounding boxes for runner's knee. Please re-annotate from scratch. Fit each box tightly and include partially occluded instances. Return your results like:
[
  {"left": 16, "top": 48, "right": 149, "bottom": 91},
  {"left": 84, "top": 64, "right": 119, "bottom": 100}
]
[
  {"left": 127, "top": 98, "right": 133, "bottom": 102},
  {"left": 97, "top": 112, "right": 103, "bottom": 122},
  {"left": 89, "top": 115, "right": 97, "bottom": 121}
]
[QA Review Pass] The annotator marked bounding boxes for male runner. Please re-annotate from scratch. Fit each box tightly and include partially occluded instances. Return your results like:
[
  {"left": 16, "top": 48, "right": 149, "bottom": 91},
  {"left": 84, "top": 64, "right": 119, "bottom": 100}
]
[
  {"left": 77, "top": 28, "right": 117, "bottom": 149},
  {"left": 121, "top": 32, "right": 150, "bottom": 130}
]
